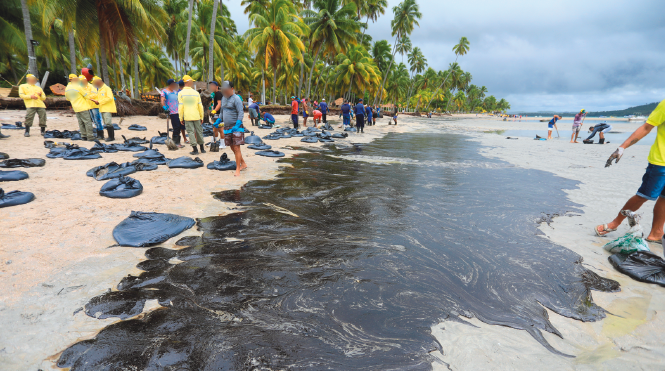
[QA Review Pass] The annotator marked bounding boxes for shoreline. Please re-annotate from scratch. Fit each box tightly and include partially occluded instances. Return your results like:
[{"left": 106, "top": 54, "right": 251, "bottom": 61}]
[{"left": 1, "top": 112, "right": 662, "bottom": 369}]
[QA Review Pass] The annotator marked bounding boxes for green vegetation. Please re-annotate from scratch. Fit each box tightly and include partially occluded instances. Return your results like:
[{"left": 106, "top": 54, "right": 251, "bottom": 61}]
[
  {"left": 1, "top": 0, "right": 510, "bottom": 113},
  {"left": 518, "top": 102, "right": 660, "bottom": 117}
]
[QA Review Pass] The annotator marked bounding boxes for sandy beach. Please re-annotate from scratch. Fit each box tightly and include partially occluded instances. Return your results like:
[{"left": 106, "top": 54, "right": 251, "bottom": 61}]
[{"left": 1, "top": 112, "right": 663, "bottom": 369}]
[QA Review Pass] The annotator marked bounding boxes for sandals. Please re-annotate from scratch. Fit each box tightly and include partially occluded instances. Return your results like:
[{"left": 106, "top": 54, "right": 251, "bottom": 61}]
[
  {"left": 595, "top": 224, "right": 617, "bottom": 237},
  {"left": 646, "top": 238, "right": 663, "bottom": 245}
]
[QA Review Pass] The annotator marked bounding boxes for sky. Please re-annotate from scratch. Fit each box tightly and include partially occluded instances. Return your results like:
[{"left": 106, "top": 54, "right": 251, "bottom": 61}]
[{"left": 224, "top": 0, "right": 665, "bottom": 112}]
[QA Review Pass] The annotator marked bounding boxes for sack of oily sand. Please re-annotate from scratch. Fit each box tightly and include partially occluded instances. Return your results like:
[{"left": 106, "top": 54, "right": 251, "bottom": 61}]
[{"left": 604, "top": 210, "right": 650, "bottom": 255}]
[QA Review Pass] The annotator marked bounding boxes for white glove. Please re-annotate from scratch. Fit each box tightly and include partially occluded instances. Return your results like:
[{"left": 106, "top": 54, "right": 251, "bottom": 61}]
[{"left": 605, "top": 147, "right": 624, "bottom": 168}]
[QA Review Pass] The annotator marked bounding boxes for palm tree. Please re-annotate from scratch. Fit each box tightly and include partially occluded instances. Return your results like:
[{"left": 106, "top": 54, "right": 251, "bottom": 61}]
[
  {"left": 405, "top": 46, "right": 426, "bottom": 111},
  {"left": 370, "top": 40, "right": 391, "bottom": 73},
  {"left": 359, "top": 0, "right": 387, "bottom": 44},
  {"left": 244, "top": 0, "right": 308, "bottom": 104},
  {"left": 207, "top": 0, "right": 219, "bottom": 82},
  {"left": 374, "top": 0, "right": 421, "bottom": 106},
  {"left": 303, "top": 0, "right": 359, "bottom": 98},
  {"left": 333, "top": 45, "right": 380, "bottom": 98},
  {"left": 425, "top": 36, "right": 470, "bottom": 111},
  {"left": 184, "top": 0, "right": 194, "bottom": 74},
  {"left": 395, "top": 36, "right": 411, "bottom": 63}
]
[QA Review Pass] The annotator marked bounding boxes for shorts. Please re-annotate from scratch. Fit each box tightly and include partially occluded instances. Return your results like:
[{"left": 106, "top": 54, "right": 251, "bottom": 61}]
[
  {"left": 303, "top": 112, "right": 309, "bottom": 118},
  {"left": 224, "top": 130, "right": 245, "bottom": 146},
  {"left": 572, "top": 125, "right": 581, "bottom": 133},
  {"left": 249, "top": 108, "right": 258, "bottom": 118},
  {"left": 637, "top": 163, "right": 665, "bottom": 201},
  {"left": 548, "top": 124, "right": 554, "bottom": 129},
  {"left": 314, "top": 114, "right": 322, "bottom": 120}
]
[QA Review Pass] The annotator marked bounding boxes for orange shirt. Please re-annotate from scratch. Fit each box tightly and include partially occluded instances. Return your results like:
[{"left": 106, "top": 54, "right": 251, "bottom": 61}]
[{"left": 291, "top": 100, "right": 298, "bottom": 115}]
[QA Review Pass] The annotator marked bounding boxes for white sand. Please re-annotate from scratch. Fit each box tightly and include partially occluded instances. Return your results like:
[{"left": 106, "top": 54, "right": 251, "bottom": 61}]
[{"left": 1, "top": 112, "right": 663, "bottom": 369}]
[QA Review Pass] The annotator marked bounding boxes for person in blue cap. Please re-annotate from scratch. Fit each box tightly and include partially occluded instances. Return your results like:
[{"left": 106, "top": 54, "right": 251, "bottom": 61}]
[
  {"left": 354, "top": 98, "right": 366, "bottom": 133},
  {"left": 160, "top": 78, "right": 185, "bottom": 147}
]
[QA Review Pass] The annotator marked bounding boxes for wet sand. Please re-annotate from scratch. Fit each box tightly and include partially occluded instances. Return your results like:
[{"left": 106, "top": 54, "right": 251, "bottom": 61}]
[{"left": 1, "top": 111, "right": 663, "bottom": 369}]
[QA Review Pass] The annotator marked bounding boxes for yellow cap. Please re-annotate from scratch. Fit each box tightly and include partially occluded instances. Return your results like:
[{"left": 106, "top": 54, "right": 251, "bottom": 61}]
[
  {"left": 78, "top": 75, "right": 86, "bottom": 80},
  {"left": 26, "top": 74, "right": 36, "bottom": 79},
  {"left": 182, "top": 75, "right": 194, "bottom": 82},
  {"left": 92, "top": 76, "right": 102, "bottom": 82},
  {"left": 69, "top": 74, "right": 78, "bottom": 80}
]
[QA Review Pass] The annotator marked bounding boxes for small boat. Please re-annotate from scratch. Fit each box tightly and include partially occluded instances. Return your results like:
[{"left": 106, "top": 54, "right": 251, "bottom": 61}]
[
  {"left": 539, "top": 119, "right": 549, "bottom": 122},
  {"left": 628, "top": 114, "right": 646, "bottom": 123}
]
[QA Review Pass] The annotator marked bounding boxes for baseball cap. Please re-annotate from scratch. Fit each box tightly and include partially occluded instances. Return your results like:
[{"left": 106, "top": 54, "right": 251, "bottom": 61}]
[
  {"left": 209, "top": 81, "right": 219, "bottom": 87},
  {"left": 92, "top": 76, "right": 102, "bottom": 82},
  {"left": 78, "top": 75, "right": 86, "bottom": 80},
  {"left": 359, "top": 98, "right": 363, "bottom": 101},
  {"left": 177, "top": 80, "right": 184, "bottom": 86},
  {"left": 166, "top": 78, "right": 175, "bottom": 85},
  {"left": 26, "top": 74, "right": 36, "bottom": 79},
  {"left": 182, "top": 75, "right": 194, "bottom": 82},
  {"left": 68, "top": 74, "right": 78, "bottom": 80},
  {"left": 221, "top": 80, "right": 233, "bottom": 89}
]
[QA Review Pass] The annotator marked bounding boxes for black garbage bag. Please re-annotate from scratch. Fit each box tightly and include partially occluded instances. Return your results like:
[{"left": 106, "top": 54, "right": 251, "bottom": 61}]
[
  {"left": 247, "top": 143, "right": 272, "bottom": 150},
  {"left": 62, "top": 148, "right": 102, "bottom": 160},
  {"left": 255, "top": 150, "right": 285, "bottom": 157},
  {"left": 245, "top": 131, "right": 262, "bottom": 145},
  {"left": 303, "top": 131, "right": 318, "bottom": 137},
  {"left": 1, "top": 123, "right": 23, "bottom": 129},
  {"left": 0, "top": 158, "right": 46, "bottom": 168},
  {"left": 112, "top": 123, "right": 122, "bottom": 130},
  {"left": 608, "top": 251, "right": 665, "bottom": 287},
  {"left": 43, "top": 130, "right": 81, "bottom": 139},
  {"left": 344, "top": 127, "right": 357, "bottom": 132},
  {"left": 280, "top": 134, "right": 292, "bottom": 138},
  {"left": 0, "top": 153, "right": 8, "bottom": 159},
  {"left": 132, "top": 156, "right": 168, "bottom": 165},
  {"left": 100, "top": 176, "right": 143, "bottom": 199},
  {"left": 259, "top": 124, "right": 273, "bottom": 129},
  {"left": 301, "top": 137, "right": 318, "bottom": 143},
  {"left": 115, "top": 143, "right": 148, "bottom": 152},
  {"left": 90, "top": 140, "right": 119, "bottom": 153},
  {"left": 319, "top": 138, "right": 335, "bottom": 143},
  {"left": 128, "top": 124, "right": 147, "bottom": 131},
  {"left": 318, "top": 130, "right": 332, "bottom": 138},
  {"left": 0, "top": 170, "right": 29, "bottom": 182},
  {"left": 70, "top": 132, "right": 82, "bottom": 141},
  {"left": 322, "top": 123, "right": 334, "bottom": 130},
  {"left": 291, "top": 132, "right": 304, "bottom": 137},
  {"left": 167, "top": 156, "right": 204, "bottom": 169},
  {"left": 202, "top": 123, "right": 214, "bottom": 137},
  {"left": 207, "top": 153, "right": 236, "bottom": 171},
  {"left": 150, "top": 132, "right": 169, "bottom": 145},
  {"left": 263, "top": 135, "right": 282, "bottom": 141},
  {"left": 87, "top": 162, "right": 137, "bottom": 180},
  {"left": 133, "top": 148, "right": 162, "bottom": 158},
  {"left": 122, "top": 136, "right": 149, "bottom": 145},
  {"left": 0, "top": 188, "right": 35, "bottom": 208},
  {"left": 332, "top": 133, "right": 349, "bottom": 138},
  {"left": 112, "top": 211, "right": 196, "bottom": 247}
]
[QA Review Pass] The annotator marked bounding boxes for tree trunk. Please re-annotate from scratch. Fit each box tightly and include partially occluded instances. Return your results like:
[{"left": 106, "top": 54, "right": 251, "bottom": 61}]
[
  {"left": 95, "top": 52, "right": 100, "bottom": 75},
  {"left": 19, "top": 0, "right": 38, "bottom": 78},
  {"left": 100, "top": 38, "right": 110, "bottom": 85},
  {"left": 306, "top": 43, "right": 323, "bottom": 98},
  {"left": 261, "top": 69, "right": 266, "bottom": 103},
  {"left": 425, "top": 56, "right": 458, "bottom": 112},
  {"left": 374, "top": 35, "right": 399, "bottom": 106},
  {"left": 133, "top": 48, "right": 140, "bottom": 97},
  {"left": 298, "top": 61, "right": 304, "bottom": 98},
  {"left": 414, "top": 95, "right": 422, "bottom": 113},
  {"left": 68, "top": 30, "right": 76, "bottom": 74},
  {"left": 129, "top": 75, "right": 133, "bottom": 98},
  {"left": 117, "top": 49, "right": 126, "bottom": 90},
  {"left": 184, "top": 0, "right": 194, "bottom": 75},
  {"left": 207, "top": 0, "right": 219, "bottom": 82},
  {"left": 272, "top": 66, "right": 276, "bottom": 104}
]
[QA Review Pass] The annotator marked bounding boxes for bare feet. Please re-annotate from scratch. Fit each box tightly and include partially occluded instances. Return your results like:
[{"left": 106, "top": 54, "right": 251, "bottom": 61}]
[
  {"left": 238, "top": 163, "right": 248, "bottom": 172},
  {"left": 574, "top": 141, "right": 579, "bottom": 143},
  {"left": 234, "top": 170, "right": 240, "bottom": 177}
]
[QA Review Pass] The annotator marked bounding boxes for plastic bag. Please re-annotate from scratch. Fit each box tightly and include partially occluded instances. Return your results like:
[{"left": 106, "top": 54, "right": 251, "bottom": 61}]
[
  {"left": 0, "top": 170, "right": 28, "bottom": 182},
  {"left": 207, "top": 153, "right": 236, "bottom": 171},
  {"left": 100, "top": 176, "right": 143, "bottom": 199},
  {"left": 167, "top": 156, "right": 204, "bottom": 169},
  {"left": 112, "top": 211, "right": 196, "bottom": 247},
  {"left": 0, "top": 158, "right": 45, "bottom": 168},
  {"left": 0, "top": 188, "right": 35, "bottom": 208},
  {"left": 603, "top": 211, "right": 650, "bottom": 254},
  {"left": 608, "top": 251, "right": 665, "bottom": 287}
]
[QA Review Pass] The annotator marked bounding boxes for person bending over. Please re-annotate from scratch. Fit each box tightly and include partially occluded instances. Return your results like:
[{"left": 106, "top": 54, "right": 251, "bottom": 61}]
[
  {"left": 313, "top": 109, "right": 322, "bottom": 126},
  {"left": 598, "top": 98, "right": 665, "bottom": 243},
  {"left": 261, "top": 112, "right": 275, "bottom": 127},
  {"left": 584, "top": 123, "right": 612, "bottom": 144},
  {"left": 548, "top": 115, "right": 561, "bottom": 140}
]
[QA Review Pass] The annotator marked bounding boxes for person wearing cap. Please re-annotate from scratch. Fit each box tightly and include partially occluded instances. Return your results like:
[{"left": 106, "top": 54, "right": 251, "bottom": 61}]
[
  {"left": 18, "top": 74, "right": 47, "bottom": 137},
  {"left": 178, "top": 75, "right": 206, "bottom": 154},
  {"left": 291, "top": 96, "right": 299, "bottom": 129},
  {"left": 365, "top": 104, "right": 373, "bottom": 127},
  {"left": 354, "top": 99, "right": 366, "bottom": 133},
  {"left": 248, "top": 101, "right": 260, "bottom": 126},
  {"left": 547, "top": 114, "right": 561, "bottom": 140},
  {"left": 215, "top": 80, "right": 247, "bottom": 176},
  {"left": 161, "top": 79, "right": 186, "bottom": 147},
  {"left": 80, "top": 75, "right": 103, "bottom": 139},
  {"left": 319, "top": 98, "right": 328, "bottom": 124},
  {"left": 65, "top": 74, "right": 94, "bottom": 140},
  {"left": 571, "top": 109, "right": 586, "bottom": 143},
  {"left": 339, "top": 99, "right": 351, "bottom": 128},
  {"left": 90, "top": 76, "right": 117, "bottom": 141}
]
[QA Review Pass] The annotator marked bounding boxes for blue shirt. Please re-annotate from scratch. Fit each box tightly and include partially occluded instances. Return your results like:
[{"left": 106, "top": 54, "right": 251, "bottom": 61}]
[
  {"left": 249, "top": 102, "right": 260, "bottom": 112},
  {"left": 355, "top": 103, "right": 365, "bottom": 115},
  {"left": 319, "top": 102, "right": 328, "bottom": 114},
  {"left": 263, "top": 113, "right": 275, "bottom": 122},
  {"left": 340, "top": 103, "right": 351, "bottom": 117},
  {"left": 366, "top": 106, "right": 373, "bottom": 117},
  {"left": 160, "top": 89, "right": 179, "bottom": 114}
]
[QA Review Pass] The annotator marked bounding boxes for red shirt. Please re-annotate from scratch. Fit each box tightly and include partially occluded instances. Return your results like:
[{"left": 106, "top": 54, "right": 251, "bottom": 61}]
[{"left": 291, "top": 100, "right": 298, "bottom": 115}]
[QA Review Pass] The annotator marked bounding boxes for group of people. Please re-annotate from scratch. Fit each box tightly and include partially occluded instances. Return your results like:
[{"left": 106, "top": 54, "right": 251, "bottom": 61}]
[
  {"left": 289, "top": 96, "right": 330, "bottom": 128},
  {"left": 546, "top": 110, "right": 613, "bottom": 143},
  {"left": 16, "top": 72, "right": 117, "bottom": 140}
]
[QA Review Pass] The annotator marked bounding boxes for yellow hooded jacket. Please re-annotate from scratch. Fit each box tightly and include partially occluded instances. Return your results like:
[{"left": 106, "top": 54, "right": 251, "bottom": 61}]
[
  {"left": 83, "top": 83, "right": 99, "bottom": 109},
  {"left": 65, "top": 82, "right": 90, "bottom": 113},
  {"left": 18, "top": 83, "right": 46, "bottom": 108},
  {"left": 96, "top": 84, "right": 117, "bottom": 113},
  {"left": 178, "top": 87, "right": 203, "bottom": 121}
]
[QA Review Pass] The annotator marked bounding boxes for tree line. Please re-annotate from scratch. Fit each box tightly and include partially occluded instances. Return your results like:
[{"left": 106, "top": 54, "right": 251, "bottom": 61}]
[{"left": 1, "top": 0, "right": 511, "bottom": 113}]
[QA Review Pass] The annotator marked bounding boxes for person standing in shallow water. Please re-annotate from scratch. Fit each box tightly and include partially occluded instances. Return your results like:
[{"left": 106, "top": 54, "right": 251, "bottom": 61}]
[
  {"left": 599, "top": 98, "right": 665, "bottom": 243},
  {"left": 548, "top": 114, "right": 561, "bottom": 140},
  {"left": 215, "top": 81, "right": 248, "bottom": 177},
  {"left": 571, "top": 109, "right": 586, "bottom": 143}
]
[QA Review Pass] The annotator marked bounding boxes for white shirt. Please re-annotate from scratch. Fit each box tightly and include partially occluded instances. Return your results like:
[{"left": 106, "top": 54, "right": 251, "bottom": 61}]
[{"left": 248, "top": 97, "right": 254, "bottom": 105}]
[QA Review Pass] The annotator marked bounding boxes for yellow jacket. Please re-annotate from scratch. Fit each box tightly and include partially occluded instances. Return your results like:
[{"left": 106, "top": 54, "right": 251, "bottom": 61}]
[
  {"left": 178, "top": 87, "right": 203, "bottom": 121},
  {"left": 96, "top": 84, "right": 117, "bottom": 113},
  {"left": 65, "top": 82, "right": 90, "bottom": 113},
  {"left": 18, "top": 83, "right": 46, "bottom": 108},
  {"left": 83, "top": 83, "right": 99, "bottom": 109}
]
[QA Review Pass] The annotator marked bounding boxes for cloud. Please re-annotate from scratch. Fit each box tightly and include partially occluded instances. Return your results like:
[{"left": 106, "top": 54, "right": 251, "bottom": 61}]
[{"left": 227, "top": 0, "right": 665, "bottom": 111}]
